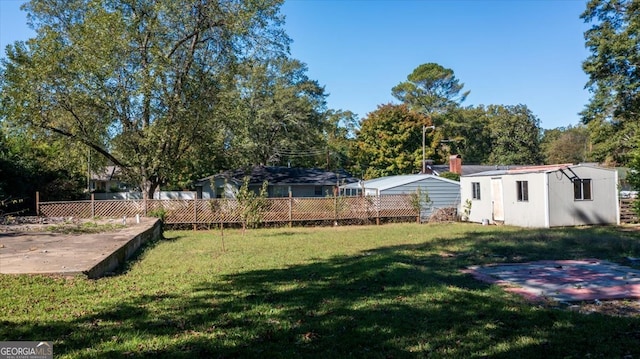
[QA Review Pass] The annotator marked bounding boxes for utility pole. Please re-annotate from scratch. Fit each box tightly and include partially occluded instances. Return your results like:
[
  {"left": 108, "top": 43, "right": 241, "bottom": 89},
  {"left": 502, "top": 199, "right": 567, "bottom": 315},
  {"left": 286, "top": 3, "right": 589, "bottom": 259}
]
[{"left": 422, "top": 124, "right": 436, "bottom": 173}]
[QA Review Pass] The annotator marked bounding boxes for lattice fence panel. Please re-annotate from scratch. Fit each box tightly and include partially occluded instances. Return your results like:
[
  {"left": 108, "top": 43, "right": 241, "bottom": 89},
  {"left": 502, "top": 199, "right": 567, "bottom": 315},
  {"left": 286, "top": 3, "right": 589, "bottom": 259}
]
[
  {"left": 38, "top": 194, "right": 418, "bottom": 225},
  {"left": 291, "top": 198, "right": 338, "bottom": 221},
  {"left": 210, "top": 199, "right": 243, "bottom": 223},
  {"left": 377, "top": 195, "right": 417, "bottom": 218},
  {"left": 337, "top": 196, "right": 376, "bottom": 220},
  {"left": 94, "top": 200, "right": 144, "bottom": 218},
  {"left": 146, "top": 200, "right": 196, "bottom": 224},
  {"left": 40, "top": 201, "right": 92, "bottom": 218},
  {"left": 264, "top": 198, "right": 291, "bottom": 222}
]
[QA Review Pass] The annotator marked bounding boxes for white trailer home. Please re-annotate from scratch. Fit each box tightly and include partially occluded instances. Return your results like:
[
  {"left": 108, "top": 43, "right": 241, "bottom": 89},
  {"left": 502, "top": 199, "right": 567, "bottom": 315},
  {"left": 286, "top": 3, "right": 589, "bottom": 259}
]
[{"left": 460, "top": 164, "right": 620, "bottom": 228}]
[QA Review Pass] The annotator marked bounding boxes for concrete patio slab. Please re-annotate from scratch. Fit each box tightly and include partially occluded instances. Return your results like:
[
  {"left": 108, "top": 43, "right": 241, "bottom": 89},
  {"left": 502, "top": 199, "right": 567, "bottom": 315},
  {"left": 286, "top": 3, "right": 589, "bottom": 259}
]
[
  {"left": 0, "top": 218, "right": 161, "bottom": 279},
  {"left": 464, "top": 259, "right": 640, "bottom": 302}
]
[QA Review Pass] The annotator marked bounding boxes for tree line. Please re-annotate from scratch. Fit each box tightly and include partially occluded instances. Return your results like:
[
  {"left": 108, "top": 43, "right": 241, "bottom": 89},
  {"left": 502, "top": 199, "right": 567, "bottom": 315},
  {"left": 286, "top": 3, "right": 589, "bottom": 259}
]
[{"left": 0, "top": 0, "right": 636, "bottom": 204}]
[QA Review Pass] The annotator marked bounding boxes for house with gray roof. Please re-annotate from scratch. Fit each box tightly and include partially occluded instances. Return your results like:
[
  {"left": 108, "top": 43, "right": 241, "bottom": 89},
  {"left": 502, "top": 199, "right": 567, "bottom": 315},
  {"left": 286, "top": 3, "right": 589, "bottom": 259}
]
[{"left": 195, "top": 166, "right": 359, "bottom": 199}]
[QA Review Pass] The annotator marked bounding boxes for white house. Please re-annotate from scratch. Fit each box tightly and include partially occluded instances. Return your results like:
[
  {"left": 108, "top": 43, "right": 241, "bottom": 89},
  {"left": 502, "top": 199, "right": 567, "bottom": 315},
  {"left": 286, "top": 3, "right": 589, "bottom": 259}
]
[
  {"left": 460, "top": 164, "right": 620, "bottom": 228},
  {"left": 341, "top": 174, "right": 461, "bottom": 221}
]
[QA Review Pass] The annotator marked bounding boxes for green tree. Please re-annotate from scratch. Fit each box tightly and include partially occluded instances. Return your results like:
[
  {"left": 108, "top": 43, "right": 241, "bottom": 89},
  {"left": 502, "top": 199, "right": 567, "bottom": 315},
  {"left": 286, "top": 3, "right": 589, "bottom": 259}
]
[
  {"left": 435, "top": 106, "right": 492, "bottom": 164},
  {"left": 323, "top": 109, "right": 358, "bottom": 171},
  {"left": 581, "top": 0, "right": 640, "bottom": 165},
  {"left": 0, "top": 124, "right": 87, "bottom": 202},
  {"left": 222, "top": 57, "right": 328, "bottom": 169},
  {"left": 485, "top": 104, "right": 543, "bottom": 165},
  {"left": 391, "top": 63, "right": 470, "bottom": 166},
  {"left": 351, "top": 104, "right": 432, "bottom": 179},
  {"left": 392, "top": 63, "right": 469, "bottom": 115},
  {"left": 235, "top": 177, "right": 268, "bottom": 234},
  {"left": 540, "top": 125, "right": 591, "bottom": 165},
  {"left": 1, "top": 0, "right": 289, "bottom": 199}
]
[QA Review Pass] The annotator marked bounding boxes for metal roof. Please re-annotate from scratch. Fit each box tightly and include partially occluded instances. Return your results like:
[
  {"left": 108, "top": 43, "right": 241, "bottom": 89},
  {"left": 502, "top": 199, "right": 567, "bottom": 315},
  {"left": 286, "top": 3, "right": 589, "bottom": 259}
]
[
  {"left": 341, "top": 174, "right": 459, "bottom": 191},
  {"left": 462, "top": 163, "right": 613, "bottom": 177}
]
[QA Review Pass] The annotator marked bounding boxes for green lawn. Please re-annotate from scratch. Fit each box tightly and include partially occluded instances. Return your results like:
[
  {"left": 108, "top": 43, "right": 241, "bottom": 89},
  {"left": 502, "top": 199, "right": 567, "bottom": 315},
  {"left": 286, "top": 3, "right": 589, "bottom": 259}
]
[{"left": 2, "top": 223, "right": 640, "bottom": 358}]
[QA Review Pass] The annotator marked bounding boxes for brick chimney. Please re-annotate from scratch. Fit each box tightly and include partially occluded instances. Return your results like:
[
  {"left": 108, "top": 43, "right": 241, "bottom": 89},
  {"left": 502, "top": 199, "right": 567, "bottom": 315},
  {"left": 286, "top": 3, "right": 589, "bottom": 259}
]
[{"left": 449, "top": 154, "right": 462, "bottom": 175}]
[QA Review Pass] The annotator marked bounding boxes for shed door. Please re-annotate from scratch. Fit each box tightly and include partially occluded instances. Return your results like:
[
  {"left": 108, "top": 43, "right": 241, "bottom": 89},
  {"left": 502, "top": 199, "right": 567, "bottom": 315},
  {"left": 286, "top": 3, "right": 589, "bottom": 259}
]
[{"left": 491, "top": 178, "right": 505, "bottom": 222}]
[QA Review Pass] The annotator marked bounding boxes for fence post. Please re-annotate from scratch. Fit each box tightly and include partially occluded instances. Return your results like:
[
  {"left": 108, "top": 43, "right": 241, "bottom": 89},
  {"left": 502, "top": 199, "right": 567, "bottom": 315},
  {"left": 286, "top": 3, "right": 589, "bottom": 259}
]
[
  {"left": 35, "top": 191, "right": 40, "bottom": 216},
  {"left": 376, "top": 194, "right": 380, "bottom": 226},
  {"left": 193, "top": 192, "right": 197, "bottom": 231},
  {"left": 334, "top": 195, "right": 338, "bottom": 224},
  {"left": 288, "top": 192, "right": 293, "bottom": 228},
  {"left": 91, "top": 193, "right": 95, "bottom": 217}
]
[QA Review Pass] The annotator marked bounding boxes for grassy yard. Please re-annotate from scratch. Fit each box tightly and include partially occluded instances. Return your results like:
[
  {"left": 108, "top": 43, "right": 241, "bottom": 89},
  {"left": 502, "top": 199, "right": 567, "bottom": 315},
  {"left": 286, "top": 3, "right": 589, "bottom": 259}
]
[{"left": 1, "top": 223, "right": 640, "bottom": 358}]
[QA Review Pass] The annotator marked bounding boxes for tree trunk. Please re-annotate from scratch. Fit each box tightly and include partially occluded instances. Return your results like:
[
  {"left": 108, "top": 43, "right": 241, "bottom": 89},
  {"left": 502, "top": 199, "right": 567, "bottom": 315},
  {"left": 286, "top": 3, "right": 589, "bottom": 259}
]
[{"left": 140, "top": 178, "right": 159, "bottom": 200}]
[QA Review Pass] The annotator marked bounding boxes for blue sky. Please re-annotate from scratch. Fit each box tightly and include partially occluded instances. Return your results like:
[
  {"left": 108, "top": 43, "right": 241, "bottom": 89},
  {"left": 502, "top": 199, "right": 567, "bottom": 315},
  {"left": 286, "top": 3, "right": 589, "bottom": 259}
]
[{"left": 1, "top": 0, "right": 592, "bottom": 129}]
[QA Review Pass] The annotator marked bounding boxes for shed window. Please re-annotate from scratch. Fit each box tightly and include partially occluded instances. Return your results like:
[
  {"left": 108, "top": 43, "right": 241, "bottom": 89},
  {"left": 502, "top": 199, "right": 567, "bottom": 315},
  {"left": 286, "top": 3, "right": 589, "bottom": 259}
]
[
  {"left": 314, "top": 186, "right": 323, "bottom": 196},
  {"left": 472, "top": 182, "right": 481, "bottom": 200},
  {"left": 573, "top": 179, "right": 592, "bottom": 200},
  {"left": 516, "top": 181, "right": 528, "bottom": 202}
]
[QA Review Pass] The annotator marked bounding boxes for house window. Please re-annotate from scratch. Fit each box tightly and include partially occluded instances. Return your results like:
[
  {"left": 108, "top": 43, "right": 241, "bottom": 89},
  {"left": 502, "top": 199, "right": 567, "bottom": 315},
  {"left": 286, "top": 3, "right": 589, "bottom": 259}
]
[
  {"left": 314, "top": 186, "right": 323, "bottom": 196},
  {"left": 516, "top": 181, "right": 528, "bottom": 202},
  {"left": 573, "top": 179, "right": 592, "bottom": 200},
  {"left": 472, "top": 182, "right": 481, "bottom": 200}
]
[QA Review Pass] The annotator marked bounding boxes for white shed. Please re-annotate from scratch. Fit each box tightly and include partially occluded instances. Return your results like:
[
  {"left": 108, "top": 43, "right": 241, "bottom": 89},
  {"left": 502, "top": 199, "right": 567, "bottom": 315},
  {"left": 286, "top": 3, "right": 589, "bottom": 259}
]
[
  {"left": 460, "top": 164, "right": 620, "bottom": 228},
  {"left": 341, "top": 174, "right": 461, "bottom": 221}
]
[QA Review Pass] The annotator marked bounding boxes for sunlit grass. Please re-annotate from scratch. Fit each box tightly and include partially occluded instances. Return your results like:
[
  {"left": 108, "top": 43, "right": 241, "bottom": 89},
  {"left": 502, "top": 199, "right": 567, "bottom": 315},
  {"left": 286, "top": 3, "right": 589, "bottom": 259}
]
[{"left": 1, "top": 223, "right": 640, "bottom": 358}]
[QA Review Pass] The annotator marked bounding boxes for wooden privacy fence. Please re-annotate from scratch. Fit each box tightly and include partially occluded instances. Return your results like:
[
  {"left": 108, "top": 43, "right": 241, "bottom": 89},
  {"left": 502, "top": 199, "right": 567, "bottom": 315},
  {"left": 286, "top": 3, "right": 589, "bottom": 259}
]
[
  {"left": 620, "top": 198, "right": 638, "bottom": 224},
  {"left": 37, "top": 194, "right": 418, "bottom": 225}
]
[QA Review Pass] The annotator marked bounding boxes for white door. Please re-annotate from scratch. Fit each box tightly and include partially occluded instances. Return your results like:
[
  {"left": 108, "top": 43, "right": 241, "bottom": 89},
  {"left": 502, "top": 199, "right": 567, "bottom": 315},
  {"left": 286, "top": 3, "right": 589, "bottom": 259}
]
[{"left": 491, "top": 178, "right": 504, "bottom": 222}]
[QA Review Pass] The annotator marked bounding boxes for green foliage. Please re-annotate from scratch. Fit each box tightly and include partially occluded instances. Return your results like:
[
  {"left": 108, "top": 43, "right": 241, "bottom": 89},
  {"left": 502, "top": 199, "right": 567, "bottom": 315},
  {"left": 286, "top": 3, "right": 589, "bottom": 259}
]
[
  {"left": 1, "top": 0, "right": 291, "bottom": 199},
  {"left": 352, "top": 104, "right": 432, "bottom": 179},
  {"left": 540, "top": 125, "right": 591, "bottom": 164},
  {"left": 148, "top": 208, "right": 168, "bottom": 222},
  {"left": 435, "top": 106, "right": 492, "bottom": 164},
  {"left": 324, "top": 109, "right": 358, "bottom": 171},
  {"left": 439, "top": 171, "right": 460, "bottom": 181},
  {"left": 0, "top": 126, "right": 86, "bottom": 202},
  {"left": 461, "top": 199, "right": 472, "bottom": 221},
  {"left": 581, "top": 0, "right": 640, "bottom": 166},
  {"left": 485, "top": 104, "right": 543, "bottom": 165},
  {"left": 219, "top": 58, "right": 329, "bottom": 169},
  {"left": 392, "top": 63, "right": 469, "bottom": 115},
  {"left": 235, "top": 177, "right": 269, "bottom": 232},
  {"left": 409, "top": 187, "right": 432, "bottom": 221}
]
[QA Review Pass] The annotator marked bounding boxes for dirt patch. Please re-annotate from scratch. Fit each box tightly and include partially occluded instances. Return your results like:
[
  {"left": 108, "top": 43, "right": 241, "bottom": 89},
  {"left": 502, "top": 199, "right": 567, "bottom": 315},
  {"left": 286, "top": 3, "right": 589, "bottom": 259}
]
[
  {"left": 0, "top": 216, "right": 129, "bottom": 234},
  {"left": 466, "top": 259, "right": 640, "bottom": 318}
]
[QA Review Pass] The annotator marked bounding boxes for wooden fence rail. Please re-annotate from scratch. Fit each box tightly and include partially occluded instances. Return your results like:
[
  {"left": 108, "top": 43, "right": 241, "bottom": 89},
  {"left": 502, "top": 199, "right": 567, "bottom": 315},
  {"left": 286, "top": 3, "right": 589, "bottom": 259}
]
[{"left": 37, "top": 194, "right": 419, "bottom": 226}]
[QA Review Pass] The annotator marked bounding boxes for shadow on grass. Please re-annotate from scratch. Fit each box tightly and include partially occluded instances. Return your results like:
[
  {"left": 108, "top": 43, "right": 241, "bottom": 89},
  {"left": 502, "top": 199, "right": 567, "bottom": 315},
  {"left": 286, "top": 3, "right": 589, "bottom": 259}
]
[{"left": 3, "top": 226, "right": 640, "bottom": 358}]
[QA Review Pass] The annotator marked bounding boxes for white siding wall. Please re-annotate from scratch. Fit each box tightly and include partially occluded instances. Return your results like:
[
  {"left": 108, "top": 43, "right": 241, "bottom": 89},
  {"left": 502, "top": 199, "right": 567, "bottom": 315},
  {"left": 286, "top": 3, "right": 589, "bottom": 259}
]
[
  {"left": 547, "top": 167, "right": 618, "bottom": 226},
  {"left": 461, "top": 176, "right": 494, "bottom": 224},
  {"left": 500, "top": 173, "right": 547, "bottom": 227}
]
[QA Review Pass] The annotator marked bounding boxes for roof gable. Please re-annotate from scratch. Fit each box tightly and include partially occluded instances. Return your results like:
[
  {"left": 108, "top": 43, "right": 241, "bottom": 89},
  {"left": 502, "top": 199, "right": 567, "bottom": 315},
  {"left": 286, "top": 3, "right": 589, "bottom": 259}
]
[
  {"left": 342, "top": 174, "right": 459, "bottom": 191},
  {"left": 462, "top": 163, "right": 615, "bottom": 178}
]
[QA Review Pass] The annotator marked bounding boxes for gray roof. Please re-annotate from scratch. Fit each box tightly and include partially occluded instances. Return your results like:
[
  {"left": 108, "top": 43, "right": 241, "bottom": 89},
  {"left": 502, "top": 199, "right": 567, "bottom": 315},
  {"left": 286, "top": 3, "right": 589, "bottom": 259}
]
[{"left": 198, "top": 166, "right": 359, "bottom": 186}]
